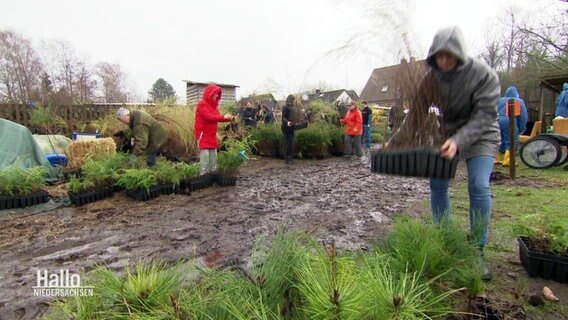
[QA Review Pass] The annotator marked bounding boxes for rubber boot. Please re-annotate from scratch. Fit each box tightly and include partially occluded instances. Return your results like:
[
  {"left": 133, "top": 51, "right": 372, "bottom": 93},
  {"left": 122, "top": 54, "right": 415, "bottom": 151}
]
[
  {"left": 502, "top": 150, "right": 510, "bottom": 167},
  {"left": 478, "top": 249, "right": 492, "bottom": 281},
  {"left": 495, "top": 152, "right": 504, "bottom": 165}
]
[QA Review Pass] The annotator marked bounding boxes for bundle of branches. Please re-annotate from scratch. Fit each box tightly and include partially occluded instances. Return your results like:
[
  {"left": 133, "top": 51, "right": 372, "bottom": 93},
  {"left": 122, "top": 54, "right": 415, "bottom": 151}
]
[
  {"left": 221, "top": 116, "right": 247, "bottom": 142},
  {"left": 384, "top": 59, "right": 445, "bottom": 151}
]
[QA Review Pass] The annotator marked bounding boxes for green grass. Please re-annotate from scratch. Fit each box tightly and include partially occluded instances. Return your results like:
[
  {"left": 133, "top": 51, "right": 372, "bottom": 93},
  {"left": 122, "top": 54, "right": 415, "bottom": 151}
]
[
  {"left": 44, "top": 227, "right": 472, "bottom": 320},
  {"left": 438, "top": 157, "right": 568, "bottom": 318},
  {"left": 448, "top": 159, "right": 568, "bottom": 252}
]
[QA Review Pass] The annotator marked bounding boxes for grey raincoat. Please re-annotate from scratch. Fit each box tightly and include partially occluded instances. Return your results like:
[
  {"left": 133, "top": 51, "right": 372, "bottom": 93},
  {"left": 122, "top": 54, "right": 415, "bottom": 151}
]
[{"left": 426, "top": 26, "right": 501, "bottom": 160}]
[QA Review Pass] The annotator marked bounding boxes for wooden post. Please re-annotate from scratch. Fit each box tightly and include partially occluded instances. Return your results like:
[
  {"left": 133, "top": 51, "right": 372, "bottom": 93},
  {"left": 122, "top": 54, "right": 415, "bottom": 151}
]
[{"left": 507, "top": 99, "right": 517, "bottom": 179}]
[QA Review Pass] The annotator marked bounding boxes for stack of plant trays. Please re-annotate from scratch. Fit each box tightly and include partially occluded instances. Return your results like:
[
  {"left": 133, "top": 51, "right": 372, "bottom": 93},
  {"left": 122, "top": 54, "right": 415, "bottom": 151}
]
[{"left": 371, "top": 147, "right": 458, "bottom": 179}]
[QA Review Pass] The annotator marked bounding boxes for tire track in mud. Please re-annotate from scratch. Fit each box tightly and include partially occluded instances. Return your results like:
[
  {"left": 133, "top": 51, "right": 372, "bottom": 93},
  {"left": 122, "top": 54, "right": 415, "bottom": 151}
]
[{"left": 0, "top": 156, "right": 430, "bottom": 320}]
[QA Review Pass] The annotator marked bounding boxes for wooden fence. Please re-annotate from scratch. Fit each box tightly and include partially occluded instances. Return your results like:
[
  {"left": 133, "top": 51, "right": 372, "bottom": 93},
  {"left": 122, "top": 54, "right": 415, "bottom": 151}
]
[{"left": 0, "top": 103, "right": 154, "bottom": 128}]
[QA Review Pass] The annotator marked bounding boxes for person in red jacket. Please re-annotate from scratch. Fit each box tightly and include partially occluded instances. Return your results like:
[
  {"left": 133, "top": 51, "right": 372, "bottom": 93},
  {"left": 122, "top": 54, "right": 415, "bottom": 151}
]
[
  {"left": 194, "top": 84, "right": 233, "bottom": 175},
  {"left": 340, "top": 101, "right": 363, "bottom": 159}
]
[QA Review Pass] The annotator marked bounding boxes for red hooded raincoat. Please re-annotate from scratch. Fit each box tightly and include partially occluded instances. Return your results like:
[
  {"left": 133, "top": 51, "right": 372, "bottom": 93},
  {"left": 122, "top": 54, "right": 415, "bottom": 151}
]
[{"left": 194, "top": 84, "right": 231, "bottom": 149}]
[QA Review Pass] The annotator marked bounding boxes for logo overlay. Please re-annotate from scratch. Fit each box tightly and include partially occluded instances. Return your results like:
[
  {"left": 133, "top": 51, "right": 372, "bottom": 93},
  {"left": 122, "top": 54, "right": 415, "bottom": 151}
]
[{"left": 33, "top": 269, "right": 94, "bottom": 297}]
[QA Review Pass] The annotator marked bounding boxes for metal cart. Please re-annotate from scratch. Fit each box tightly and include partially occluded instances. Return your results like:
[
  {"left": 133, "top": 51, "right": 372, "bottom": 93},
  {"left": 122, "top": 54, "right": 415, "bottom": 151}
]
[{"left": 520, "top": 134, "right": 568, "bottom": 169}]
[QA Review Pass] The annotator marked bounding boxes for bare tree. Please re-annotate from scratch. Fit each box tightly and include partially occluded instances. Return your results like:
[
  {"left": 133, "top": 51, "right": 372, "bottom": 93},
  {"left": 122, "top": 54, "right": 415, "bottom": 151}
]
[
  {"left": 478, "top": 0, "right": 567, "bottom": 90},
  {"left": 40, "top": 40, "right": 97, "bottom": 104},
  {"left": 96, "top": 62, "right": 128, "bottom": 103},
  {"left": 516, "top": 2, "right": 568, "bottom": 72},
  {"left": 0, "top": 30, "right": 43, "bottom": 103},
  {"left": 76, "top": 61, "right": 96, "bottom": 103}
]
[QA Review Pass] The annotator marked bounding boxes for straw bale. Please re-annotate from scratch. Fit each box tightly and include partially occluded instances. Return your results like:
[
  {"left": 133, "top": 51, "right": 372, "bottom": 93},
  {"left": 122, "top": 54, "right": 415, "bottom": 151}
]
[{"left": 66, "top": 138, "right": 116, "bottom": 169}]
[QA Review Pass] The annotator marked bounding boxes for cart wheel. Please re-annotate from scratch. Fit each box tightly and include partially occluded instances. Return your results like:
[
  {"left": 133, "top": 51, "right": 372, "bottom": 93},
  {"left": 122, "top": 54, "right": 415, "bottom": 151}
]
[
  {"left": 557, "top": 145, "right": 568, "bottom": 166},
  {"left": 520, "top": 136, "right": 561, "bottom": 169}
]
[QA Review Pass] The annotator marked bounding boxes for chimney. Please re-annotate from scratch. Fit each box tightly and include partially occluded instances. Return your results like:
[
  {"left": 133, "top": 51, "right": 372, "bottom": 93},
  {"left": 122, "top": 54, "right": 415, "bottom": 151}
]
[
  {"left": 315, "top": 89, "right": 321, "bottom": 94},
  {"left": 410, "top": 56, "right": 416, "bottom": 64}
]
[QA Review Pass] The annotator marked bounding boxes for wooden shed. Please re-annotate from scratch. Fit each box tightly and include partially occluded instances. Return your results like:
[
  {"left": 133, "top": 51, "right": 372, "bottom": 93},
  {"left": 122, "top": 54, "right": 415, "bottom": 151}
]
[
  {"left": 183, "top": 80, "right": 239, "bottom": 106},
  {"left": 537, "top": 71, "right": 568, "bottom": 132}
]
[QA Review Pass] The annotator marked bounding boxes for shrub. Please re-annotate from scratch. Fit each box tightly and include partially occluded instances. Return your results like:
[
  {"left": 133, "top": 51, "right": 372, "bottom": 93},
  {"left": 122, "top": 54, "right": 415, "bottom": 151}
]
[
  {"left": 371, "top": 127, "right": 385, "bottom": 143},
  {"left": 67, "top": 175, "right": 95, "bottom": 194},
  {"left": 308, "top": 100, "right": 339, "bottom": 125},
  {"left": 176, "top": 162, "right": 200, "bottom": 180},
  {"left": 295, "top": 123, "right": 332, "bottom": 158},
  {"left": 82, "top": 152, "right": 131, "bottom": 186},
  {"left": 250, "top": 123, "right": 284, "bottom": 157},
  {"left": 377, "top": 217, "right": 483, "bottom": 298},
  {"left": 29, "top": 104, "right": 67, "bottom": 134},
  {"left": 516, "top": 214, "right": 568, "bottom": 255},
  {"left": 0, "top": 165, "right": 48, "bottom": 196},
  {"left": 44, "top": 228, "right": 469, "bottom": 320},
  {"left": 153, "top": 160, "right": 183, "bottom": 187},
  {"left": 217, "top": 137, "right": 253, "bottom": 175},
  {"left": 116, "top": 168, "right": 157, "bottom": 192},
  {"left": 219, "top": 102, "right": 239, "bottom": 116}
]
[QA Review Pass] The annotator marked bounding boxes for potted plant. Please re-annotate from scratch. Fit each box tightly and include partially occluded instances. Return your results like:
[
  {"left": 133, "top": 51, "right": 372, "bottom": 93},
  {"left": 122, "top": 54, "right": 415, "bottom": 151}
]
[
  {"left": 295, "top": 123, "right": 332, "bottom": 159},
  {"left": 215, "top": 137, "right": 252, "bottom": 187},
  {"left": 0, "top": 166, "right": 50, "bottom": 209},
  {"left": 116, "top": 168, "right": 159, "bottom": 201},
  {"left": 516, "top": 214, "right": 568, "bottom": 283},
  {"left": 177, "top": 162, "right": 207, "bottom": 192},
  {"left": 67, "top": 175, "right": 100, "bottom": 206},
  {"left": 250, "top": 123, "right": 284, "bottom": 158},
  {"left": 327, "top": 124, "right": 345, "bottom": 156},
  {"left": 153, "top": 160, "right": 183, "bottom": 195},
  {"left": 67, "top": 156, "right": 123, "bottom": 206}
]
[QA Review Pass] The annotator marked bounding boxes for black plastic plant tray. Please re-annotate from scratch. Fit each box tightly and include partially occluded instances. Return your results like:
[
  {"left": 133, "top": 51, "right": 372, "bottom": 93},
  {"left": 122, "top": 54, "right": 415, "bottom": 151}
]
[
  {"left": 125, "top": 186, "right": 161, "bottom": 201},
  {"left": 158, "top": 184, "right": 181, "bottom": 195},
  {"left": 184, "top": 175, "right": 214, "bottom": 191},
  {"left": 518, "top": 236, "right": 568, "bottom": 283},
  {"left": 215, "top": 174, "right": 237, "bottom": 187},
  {"left": 0, "top": 190, "right": 50, "bottom": 210},
  {"left": 371, "top": 148, "right": 458, "bottom": 179},
  {"left": 68, "top": 186, "right": 113, "bottom": 206}
]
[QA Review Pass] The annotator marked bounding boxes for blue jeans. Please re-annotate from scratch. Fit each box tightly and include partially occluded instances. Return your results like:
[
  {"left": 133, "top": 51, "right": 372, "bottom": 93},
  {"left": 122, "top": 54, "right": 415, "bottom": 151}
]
[
  {"left": 430, "top": 155, "right": 494, "bottom": 247},
  {"left": 146, "top": 153, "right": 157, "bottom": 167},
  {"left": 363, "top": 125, "right": 372, "bottom": 148}
]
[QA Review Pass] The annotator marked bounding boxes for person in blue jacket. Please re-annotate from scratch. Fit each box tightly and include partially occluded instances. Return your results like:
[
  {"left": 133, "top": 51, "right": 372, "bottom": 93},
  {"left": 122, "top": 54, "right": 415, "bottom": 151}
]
[
  {"left": 496, "top": 86, "right": 528, "bottom": 166},
  {"left": 555, "top": 82, "right": 568, "bottom": 118}
]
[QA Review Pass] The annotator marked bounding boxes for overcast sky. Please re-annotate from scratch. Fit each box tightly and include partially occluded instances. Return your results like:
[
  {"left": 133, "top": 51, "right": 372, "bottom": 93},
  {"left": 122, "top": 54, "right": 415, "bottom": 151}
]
[{"left": 1, "top": 0, "right": 552, "bottom": 102}]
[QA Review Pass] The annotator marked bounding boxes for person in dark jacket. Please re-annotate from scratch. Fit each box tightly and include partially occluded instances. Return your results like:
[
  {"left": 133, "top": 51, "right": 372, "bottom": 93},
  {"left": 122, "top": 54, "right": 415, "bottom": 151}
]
[
  {"left": 496, "top": 86, "right": 528, "bottom": 166},
  {"left": 281, "top": 94, "right": 297, "bottom": 164},
  {"left": 117, "top": 107, "right": 168, "bottom": 166},
  {"left": 194, "top": 84, "right": 233, "bottom": 175},
  {"left": 336, "top": 100, "right": 348, "bottom": 121},
  {"left": 360, "top": 101, "right": 373, "bottom": 148},
  {"left": 421, "top": 26, "right": 501, "bottom": 281},
  {"left": 262, "top": 104, "right": 275, "bottom": 124},
  {"left": 241, "top": 101, "right": 258, "bottom": 127}
]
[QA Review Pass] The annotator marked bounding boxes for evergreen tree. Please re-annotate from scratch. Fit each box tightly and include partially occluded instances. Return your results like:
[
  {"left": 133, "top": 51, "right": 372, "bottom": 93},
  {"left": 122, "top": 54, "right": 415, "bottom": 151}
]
[{"left": 148, "top": 78, "right": 176, "bottom": 102}]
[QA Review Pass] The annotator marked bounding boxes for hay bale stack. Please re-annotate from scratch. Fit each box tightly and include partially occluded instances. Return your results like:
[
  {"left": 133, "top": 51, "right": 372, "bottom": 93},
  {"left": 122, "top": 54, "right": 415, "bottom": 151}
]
[{"left": 67, "top": 138, "right": 116, "bottom": 169}]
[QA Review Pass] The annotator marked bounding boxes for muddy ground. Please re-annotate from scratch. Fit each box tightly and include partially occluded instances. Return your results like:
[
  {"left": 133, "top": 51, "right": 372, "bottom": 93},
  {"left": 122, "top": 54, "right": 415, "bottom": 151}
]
[{"left": 0, "top": 153, "right": 566, "bottom": 319}]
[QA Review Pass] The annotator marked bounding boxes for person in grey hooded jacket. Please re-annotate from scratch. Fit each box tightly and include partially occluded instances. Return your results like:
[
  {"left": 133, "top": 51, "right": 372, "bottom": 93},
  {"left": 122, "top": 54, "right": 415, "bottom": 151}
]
[{"left": 424, "top": 26, "right": 500, "bottom": 281}]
